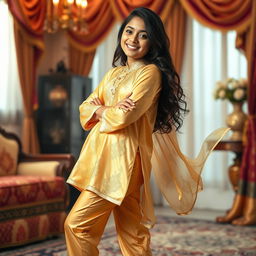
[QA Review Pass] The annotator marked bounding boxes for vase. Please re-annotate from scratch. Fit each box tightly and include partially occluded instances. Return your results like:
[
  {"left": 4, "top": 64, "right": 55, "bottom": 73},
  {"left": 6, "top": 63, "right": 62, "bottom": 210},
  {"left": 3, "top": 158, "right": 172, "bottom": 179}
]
[{"left": 226, "top": 102, "right": 247, "bottom": 141}]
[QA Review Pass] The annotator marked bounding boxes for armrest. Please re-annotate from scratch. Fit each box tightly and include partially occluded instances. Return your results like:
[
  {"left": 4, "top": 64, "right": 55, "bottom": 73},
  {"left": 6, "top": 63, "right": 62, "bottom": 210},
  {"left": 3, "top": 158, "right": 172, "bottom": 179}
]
[
  {"left": 17, "top": 161, "right": 61, "bottom": 177},
  {"left": 19, "top": 153, "right": 75, "bottom": 179}
]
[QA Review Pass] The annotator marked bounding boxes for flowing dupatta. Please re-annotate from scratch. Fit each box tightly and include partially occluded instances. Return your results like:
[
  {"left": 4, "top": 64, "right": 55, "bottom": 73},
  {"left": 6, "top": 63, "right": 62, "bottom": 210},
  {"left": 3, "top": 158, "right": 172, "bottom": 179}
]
[{"left": 151, "top": 127, "right": 230, "bottom": 215}]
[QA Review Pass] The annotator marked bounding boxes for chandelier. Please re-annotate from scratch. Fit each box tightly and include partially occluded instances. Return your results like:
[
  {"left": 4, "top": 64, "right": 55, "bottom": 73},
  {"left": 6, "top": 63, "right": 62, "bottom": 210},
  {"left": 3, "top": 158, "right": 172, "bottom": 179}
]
[{"left": 44, "top": 0, "right": 88, "bottom": 34}]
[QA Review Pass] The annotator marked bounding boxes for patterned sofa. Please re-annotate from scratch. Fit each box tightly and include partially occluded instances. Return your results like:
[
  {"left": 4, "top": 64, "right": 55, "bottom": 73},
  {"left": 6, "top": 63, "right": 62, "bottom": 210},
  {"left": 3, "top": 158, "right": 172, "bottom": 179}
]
[{"left": 0, "top": 127, "right": 75, "bottom": 248}]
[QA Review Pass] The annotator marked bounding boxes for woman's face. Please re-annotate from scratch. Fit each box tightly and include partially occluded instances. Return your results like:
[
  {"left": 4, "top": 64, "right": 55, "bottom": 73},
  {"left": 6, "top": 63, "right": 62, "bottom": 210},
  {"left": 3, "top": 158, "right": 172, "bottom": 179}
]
[{"left": 121, "top": 16, "right": 150, "bottom": 65}]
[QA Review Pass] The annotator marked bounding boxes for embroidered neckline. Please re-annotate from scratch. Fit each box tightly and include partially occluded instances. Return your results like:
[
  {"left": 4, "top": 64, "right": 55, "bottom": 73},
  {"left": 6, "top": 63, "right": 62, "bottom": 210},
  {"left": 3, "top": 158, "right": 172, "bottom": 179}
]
[
  {"left": 109, "top": 61, "right": 146, "bottom": 97},
  {"left": 124, "top": 61, "right": 147, "bottom": 71}
]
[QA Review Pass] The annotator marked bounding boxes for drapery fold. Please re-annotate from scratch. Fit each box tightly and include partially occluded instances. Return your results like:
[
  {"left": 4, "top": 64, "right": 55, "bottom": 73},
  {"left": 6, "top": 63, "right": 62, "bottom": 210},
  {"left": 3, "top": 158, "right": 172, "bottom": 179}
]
[
  {"left": 13, "top": 19, "right": 41, "bottom": 154},
  {"left": 8, "top": 0, "right": 46, "bottom": 35},
  {"left": 109, "top": 0, "right": 174, "bottom": 21},
  {"left": 180, "top": 0, "right": 251, "bottom": 32},
  {"left": 67, "top": 0, "right": 116, "bottom": 53},
  {"left": 69, "top": 45, "right": 96, "bottom": 76},
  {"left": 164, "top": 0, "right": 187, "bottom": 74},
  {"left": 7, "top": 0, "right": 45, "bottom": 153}
]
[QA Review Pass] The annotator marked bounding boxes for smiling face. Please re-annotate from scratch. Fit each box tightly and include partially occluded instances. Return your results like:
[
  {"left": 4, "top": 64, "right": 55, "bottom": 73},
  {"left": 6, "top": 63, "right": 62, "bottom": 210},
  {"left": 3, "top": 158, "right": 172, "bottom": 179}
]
[{"left": 121, "top": 16, "right": 150, "bottom": 65}]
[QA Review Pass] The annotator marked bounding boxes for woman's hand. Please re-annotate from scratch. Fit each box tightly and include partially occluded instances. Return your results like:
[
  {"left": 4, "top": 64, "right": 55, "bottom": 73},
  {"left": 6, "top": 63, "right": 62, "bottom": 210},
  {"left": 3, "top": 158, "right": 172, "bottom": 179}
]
[
  {"left": 91, "top": 93, "right": 135, "bottom": 121},
  {"left": 90, "top": 97, "right": 103, "bottom": 106},
  {"left": 115, "top": 92, "right": 136, "bottom": 112},
  {"left": 90, "top": 97, "right": 105, "bottom": 121}
]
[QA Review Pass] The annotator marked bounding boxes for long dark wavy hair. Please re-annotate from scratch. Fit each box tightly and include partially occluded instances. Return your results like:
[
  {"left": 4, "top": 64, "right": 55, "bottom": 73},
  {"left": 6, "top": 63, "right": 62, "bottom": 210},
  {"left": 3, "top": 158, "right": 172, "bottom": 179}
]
[{"left": 112, "top": 7, "right": 188, "bottom": 133}]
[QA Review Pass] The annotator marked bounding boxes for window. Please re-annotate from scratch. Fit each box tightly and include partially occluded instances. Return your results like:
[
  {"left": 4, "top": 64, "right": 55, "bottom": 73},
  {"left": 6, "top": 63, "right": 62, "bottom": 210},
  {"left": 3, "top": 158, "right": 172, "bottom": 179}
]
[
  {"left": 0, "top": 0, "right": 23, "bottom": 131},
  {"left": 180, "top": 17, "right": 247, "bottom": 209}
]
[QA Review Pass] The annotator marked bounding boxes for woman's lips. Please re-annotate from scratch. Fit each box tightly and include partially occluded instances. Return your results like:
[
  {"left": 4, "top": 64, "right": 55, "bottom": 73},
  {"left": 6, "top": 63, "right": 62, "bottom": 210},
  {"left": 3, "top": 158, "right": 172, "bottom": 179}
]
[{"left": 126, "top": 43, "right": 139, "bottom": 50}]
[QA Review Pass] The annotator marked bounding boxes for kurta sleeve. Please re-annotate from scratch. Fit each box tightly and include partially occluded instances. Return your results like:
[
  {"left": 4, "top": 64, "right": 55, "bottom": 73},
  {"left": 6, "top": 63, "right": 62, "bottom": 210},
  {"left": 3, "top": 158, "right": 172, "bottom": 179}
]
[
  {"left": 79, "top": 69, "right": 113, "bottom": 130},
  {"left": 99, "top": 64, "right": 161, "bottom": 133}
]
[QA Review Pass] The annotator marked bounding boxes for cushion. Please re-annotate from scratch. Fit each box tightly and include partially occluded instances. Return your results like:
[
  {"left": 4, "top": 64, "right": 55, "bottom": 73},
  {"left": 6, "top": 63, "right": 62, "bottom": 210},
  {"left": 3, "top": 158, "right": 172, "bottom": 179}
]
[
  {"left": 0, "top": 212, "right": 66, "bottom": 248},
  {"left": 0, "top": 135, "right": 19, "bottom": 176},
  {"left": 0, "top": 175, "right": 66, "bottom": 209},
  {"left": 17, "top": 161, "right": 61, "bottom": 176}
]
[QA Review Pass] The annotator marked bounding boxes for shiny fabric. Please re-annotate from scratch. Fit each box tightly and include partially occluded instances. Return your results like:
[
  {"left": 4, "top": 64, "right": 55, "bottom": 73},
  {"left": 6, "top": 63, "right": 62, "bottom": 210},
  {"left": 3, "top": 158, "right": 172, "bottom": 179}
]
[
  {"left": 13, "top": 20, "right": 41, "bottom": 154},
  {"left": 67, "top": 61, "right": 230, "bottom": 227},
  {"left": 180, "top": 0, "right": 251, "bottom": 32},
  {"left": 65, "top": 153, "right": 152, "bottom": 256},
  {"left": 68, "top": 46, "right": 96, "bottom": 76},
  {"left": 7, "top": 0, "right": 45, "bottom": 153},
  {"left": 164, "top": 0, "right": 187, "bottom": 74},
  {"left": 67, "top": 62, "right": 161, "bottom": 228}
]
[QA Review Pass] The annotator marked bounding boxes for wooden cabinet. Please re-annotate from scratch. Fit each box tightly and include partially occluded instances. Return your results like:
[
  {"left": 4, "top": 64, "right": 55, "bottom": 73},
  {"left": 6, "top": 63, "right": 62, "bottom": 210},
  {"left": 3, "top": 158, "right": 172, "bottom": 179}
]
[{"left": 37, "top": 74, "right": 92, "bottom": 159}]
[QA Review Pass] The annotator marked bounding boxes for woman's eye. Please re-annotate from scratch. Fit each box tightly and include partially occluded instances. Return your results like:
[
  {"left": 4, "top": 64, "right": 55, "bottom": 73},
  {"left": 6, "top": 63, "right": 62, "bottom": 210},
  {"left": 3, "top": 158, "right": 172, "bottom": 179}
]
[
  {"left": 139, "top": 34, "right": 148, "bottom": 39},
  {"left": 125, "top": 29, "right": 132, "bottom": 34}
]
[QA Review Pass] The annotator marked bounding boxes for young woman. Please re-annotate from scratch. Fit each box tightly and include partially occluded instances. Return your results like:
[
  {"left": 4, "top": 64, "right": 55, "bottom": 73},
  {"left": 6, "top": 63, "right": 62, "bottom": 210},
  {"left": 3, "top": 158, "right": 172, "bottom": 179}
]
[{"left": 64, "top": 7, "right": 228, "bottom": 256}]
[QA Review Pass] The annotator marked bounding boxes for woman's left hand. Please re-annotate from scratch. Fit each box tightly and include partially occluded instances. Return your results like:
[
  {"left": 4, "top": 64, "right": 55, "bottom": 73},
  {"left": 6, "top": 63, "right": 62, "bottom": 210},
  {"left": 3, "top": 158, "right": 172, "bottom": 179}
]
[{"left": 115, "top": 92, "right": 136, "bottom": 112}]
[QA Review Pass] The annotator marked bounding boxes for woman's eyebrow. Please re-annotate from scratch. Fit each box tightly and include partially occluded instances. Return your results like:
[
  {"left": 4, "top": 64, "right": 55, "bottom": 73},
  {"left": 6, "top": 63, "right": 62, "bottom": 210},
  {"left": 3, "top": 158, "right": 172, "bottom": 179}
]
[{"left": 126, "top": 25, "right": 147, "bottom": 33}]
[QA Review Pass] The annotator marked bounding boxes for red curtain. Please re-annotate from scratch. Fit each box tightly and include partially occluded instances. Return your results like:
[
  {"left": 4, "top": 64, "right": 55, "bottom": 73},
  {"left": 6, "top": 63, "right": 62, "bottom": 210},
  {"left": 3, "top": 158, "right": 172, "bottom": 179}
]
[
  {"left": 7, "top": 0, "right": 46, "bottom": 153},
  {"left": 180, "top": 0, "right": 251, "bottom": 31},
  {"left": 164, "top": 1, "right": 187, "bottom": 74},
  {"left": 69, "top": 46, "right": 96, "bottom": 76},
  {"left": 67, "top": 0, "right": 115, "bottom": 75}
]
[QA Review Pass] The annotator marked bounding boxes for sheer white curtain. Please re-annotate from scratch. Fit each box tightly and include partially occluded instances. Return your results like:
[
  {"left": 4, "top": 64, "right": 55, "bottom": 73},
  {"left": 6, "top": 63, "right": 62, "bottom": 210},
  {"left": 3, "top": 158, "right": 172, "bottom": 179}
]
[
  {"left": 179, "top": 17, "right": 247, "bottom": 210},
  {"left": 89, "top": 25, "right": 120, "bottom": 90},
  {"left": 0, "top": 0, "right": 23, "bottom": 135}
]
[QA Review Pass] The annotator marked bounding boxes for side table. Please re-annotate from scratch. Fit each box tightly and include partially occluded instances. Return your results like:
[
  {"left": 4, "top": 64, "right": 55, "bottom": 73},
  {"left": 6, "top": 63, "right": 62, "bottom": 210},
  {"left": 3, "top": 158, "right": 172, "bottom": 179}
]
[{"left": 214, "top": 140, "right": 243, "bottom": 192}]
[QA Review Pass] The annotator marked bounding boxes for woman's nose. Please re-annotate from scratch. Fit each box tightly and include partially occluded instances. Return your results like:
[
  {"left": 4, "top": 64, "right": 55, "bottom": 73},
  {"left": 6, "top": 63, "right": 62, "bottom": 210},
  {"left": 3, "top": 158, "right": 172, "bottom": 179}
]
[{"left": 130, "top": 34, "right": 138, "bottom": 43}]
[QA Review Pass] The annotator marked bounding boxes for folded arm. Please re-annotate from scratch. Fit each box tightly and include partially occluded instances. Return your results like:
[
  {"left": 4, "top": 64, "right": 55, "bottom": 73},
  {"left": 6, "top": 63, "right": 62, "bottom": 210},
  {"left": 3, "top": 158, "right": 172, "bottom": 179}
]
[
  {"left": 79, "top": 69, "right": 112, "bottom": 130},
  {"left": 99, "top": 64, "right": 162, "bottom": 133}
]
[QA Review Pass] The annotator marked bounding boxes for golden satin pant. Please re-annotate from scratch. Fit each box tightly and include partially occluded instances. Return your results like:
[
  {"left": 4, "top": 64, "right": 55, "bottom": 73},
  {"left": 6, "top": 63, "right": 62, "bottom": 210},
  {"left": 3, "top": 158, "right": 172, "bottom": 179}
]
[{"left": 64, "top": 153, "right": 152, "bottom": 256}]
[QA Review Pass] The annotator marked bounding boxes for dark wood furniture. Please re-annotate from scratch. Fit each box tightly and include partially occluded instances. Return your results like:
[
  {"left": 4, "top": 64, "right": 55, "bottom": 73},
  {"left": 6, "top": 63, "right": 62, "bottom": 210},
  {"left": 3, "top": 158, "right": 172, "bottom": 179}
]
[
  {"left": 37, "top": 74, "right": 92, "bottom": 159},
  {"left": 214, "top": 140, "right": 243, "bottom": 191},
  {"left": 37, "top": 74, "right": 92, "bottom": 209}
]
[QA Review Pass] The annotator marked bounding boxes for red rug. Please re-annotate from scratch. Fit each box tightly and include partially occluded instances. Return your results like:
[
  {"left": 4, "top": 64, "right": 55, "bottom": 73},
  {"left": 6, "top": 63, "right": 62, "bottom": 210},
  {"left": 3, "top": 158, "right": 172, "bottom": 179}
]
[{"left": 1, "top": 215, "right": 256, "bottom": 256}]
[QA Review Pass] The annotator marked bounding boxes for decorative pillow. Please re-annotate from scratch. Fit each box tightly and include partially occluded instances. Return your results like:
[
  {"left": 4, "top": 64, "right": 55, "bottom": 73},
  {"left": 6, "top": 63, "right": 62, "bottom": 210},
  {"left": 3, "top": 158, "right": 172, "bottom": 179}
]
[{"left": 0, "top": 134, "right": 19, "bottom": 176}]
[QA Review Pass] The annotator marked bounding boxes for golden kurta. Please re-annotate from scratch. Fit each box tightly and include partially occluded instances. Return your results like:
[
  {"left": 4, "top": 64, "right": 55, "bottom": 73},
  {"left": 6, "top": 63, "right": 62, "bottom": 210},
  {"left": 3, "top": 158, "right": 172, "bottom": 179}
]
[
  {"left": 67, "top": 61, "right": 230, "bottom": 229},
  {"left": 67, "top": 62, "right": 161, "bottom": 228}
]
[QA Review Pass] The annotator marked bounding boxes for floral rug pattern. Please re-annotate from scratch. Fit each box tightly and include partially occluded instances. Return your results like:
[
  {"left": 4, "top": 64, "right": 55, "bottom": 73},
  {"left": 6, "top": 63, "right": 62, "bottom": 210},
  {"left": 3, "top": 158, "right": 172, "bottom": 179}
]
[{"left": 1, "top": 215, "right": 256, "bottom": 256}]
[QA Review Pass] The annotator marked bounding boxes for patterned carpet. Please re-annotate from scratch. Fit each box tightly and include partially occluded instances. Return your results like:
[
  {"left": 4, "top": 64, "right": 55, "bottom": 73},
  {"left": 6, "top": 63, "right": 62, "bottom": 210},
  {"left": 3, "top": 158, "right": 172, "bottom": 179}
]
[{"left": 1, "top": 215, "right": 256, "bottom": 256}]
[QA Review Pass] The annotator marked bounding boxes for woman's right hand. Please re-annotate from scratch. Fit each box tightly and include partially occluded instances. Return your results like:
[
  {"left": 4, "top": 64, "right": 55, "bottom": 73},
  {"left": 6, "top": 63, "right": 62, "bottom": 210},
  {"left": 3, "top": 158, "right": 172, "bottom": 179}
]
[
  {"left": 115, "top": 92, "right": 136, "bottom": 112},
  {"left": 90, "top": 97, "right": 103, "bottom": 106}
]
